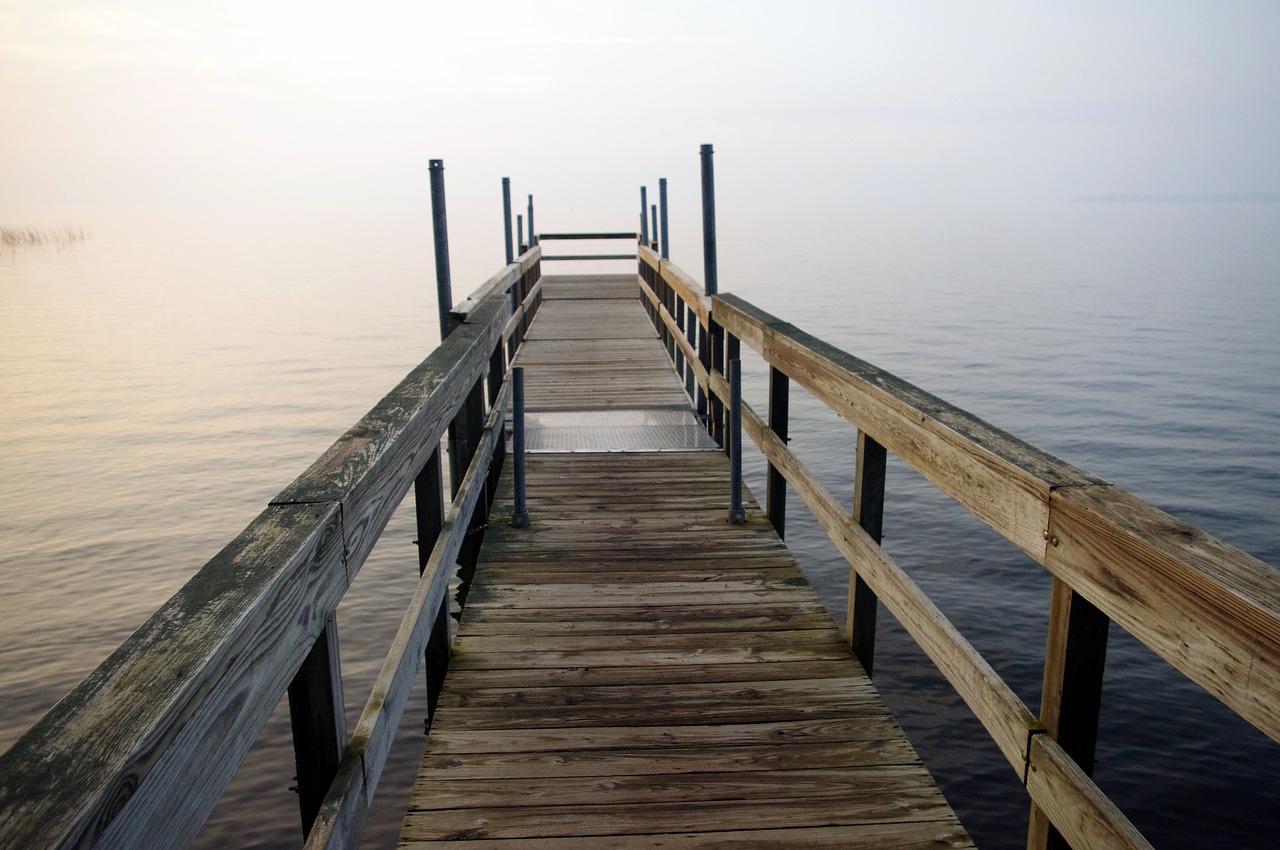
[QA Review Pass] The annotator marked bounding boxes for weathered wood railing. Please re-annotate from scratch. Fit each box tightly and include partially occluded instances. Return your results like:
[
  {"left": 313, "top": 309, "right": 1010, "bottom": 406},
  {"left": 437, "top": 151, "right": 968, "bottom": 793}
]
[
  {"left": 0, "top": 247, "right": 543, "bottom": 850},
  {"left": 636, "top": 243, "right": 1280, "bottom": 850}
]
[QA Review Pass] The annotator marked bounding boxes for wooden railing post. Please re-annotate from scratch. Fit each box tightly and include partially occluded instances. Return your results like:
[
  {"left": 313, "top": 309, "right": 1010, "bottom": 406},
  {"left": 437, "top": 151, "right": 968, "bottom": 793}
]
[
  {"left": 767, "top": 367, "right": 789, "bottom": 538},
  {"left": 414, "top": 447, "right": 449, "bottom": 723},
  {"left": 1028, "top": 578, "right": 1111, "bottom": 850},
  {"left": 287, "top": 616, "right": 346, "bottom": 838},
  {"left": 847, "top": 430, "right": 886, "bottom": 675},
  {"left": 450, "top": 377, "right": 487, "bottom": 602}
]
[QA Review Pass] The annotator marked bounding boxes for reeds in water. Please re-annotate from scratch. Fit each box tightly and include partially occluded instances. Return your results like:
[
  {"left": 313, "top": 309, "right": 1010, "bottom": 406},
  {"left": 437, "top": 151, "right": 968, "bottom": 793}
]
[{"left": 1, "top": 225, "right": 89, "bottom": 253}]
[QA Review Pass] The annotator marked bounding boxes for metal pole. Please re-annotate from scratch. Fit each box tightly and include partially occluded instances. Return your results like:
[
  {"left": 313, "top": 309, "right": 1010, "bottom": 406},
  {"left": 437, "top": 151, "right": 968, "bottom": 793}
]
[
  {"left": 659, "top": 178, "right": 670, "bottom": 260},
  {"left": 517, "top": 214, "right": 524, "bottom": 253},
  {"left": 728, "top": 359, "right": 746, "bottom": 525},
  {"left": 527, "top": 195, "right": 536, "bottom": 247},
  {"left": 640, "top": 185, "right": 649, "bottom": 245},
  {"left": 700, "top": 143, "right": 718, "bottom": 295},
  {"left": 651, "top": 205, "right": 658, "bottom": 251},
  {"left": 512, "top": 366, "right": 530, "bottom": 528},
  {"left": 429, "top": 159, "right": 454, "bottom": 340},
  {"left": 502, "top": 177, "right": 514, "bottom": 265}
]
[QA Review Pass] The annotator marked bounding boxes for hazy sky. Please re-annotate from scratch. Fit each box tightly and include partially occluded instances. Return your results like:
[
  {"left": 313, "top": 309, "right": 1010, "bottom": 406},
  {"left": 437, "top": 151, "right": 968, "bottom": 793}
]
[{"left": 4, "top": 1, "right": 1279, "bottom": 255}]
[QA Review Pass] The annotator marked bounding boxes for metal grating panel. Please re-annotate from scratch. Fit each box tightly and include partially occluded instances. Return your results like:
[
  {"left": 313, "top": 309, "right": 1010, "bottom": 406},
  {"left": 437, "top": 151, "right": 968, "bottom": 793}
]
[{"left": 522, "top": 409, "right": 718, "bottom": 453}]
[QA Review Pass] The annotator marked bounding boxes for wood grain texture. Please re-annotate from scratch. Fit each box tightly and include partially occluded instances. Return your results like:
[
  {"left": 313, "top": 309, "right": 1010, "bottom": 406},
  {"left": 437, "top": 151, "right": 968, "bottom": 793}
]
[
  {"left": 1046, "top": 484, "right": 1280, "bottom": 742},
  {"left": 0, "top": 502, "right": 344, "bottom": 850},
  {"left": 399, "top": 450, "right": 969, "bottom": 847},
  {"left": 713, "top": 292, "right": 1100, "bottom": 559}
]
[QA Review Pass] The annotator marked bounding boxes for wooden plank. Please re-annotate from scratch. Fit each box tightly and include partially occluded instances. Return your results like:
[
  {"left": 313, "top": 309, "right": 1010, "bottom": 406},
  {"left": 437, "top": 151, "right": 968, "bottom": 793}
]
[
  {"left": 401, "top": 787, "right": 957, "bottom": 841},
  {"left": 0, "top": 502, "right": 345, "bottom": 850},
  {"left": 401, "top": 821, "right": 974, "bottom": 849},
  {"left": 413, "top": 738, "right": 921, "bottom": 780},
  {"left": 713, "top": 292, "right": 1100, "bottom": 560},
  {"left": 397, "top": 282, "right": 970, "bottom": 849},
  {"left": 1025, "top": 734, "right": 1153, "bottom": 850},
  {"left": 735, "top": 395, "right": 1042, "bottom": 775},
  {"left": 1046, "top": 484, "right": 1280, "bottom": 743}
]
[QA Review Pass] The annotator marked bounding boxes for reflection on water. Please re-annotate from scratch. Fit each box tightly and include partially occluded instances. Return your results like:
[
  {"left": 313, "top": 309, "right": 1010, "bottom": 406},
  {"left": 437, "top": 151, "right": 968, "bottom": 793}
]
[{"left": 1, "top": 201, "right": 1277, "bottom": 849}]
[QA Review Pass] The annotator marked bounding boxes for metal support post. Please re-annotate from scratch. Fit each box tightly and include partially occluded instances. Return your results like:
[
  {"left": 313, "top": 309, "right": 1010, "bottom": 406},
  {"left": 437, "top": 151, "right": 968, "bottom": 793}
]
[
  {"left": 527, "top": 195, "right": 536, "bottom": 247},
  {"left": 640, "top": 185, "right": 649, "bottom": 245},
  {"left": 502, "top": 177, "right": 514, "bottom": 264},
  {"left": 517, "top": 214, "right": 524, "bottom": 254},
  {"left": 659, "top": 177, "right": 670, "bottom": 259},
  {"left": 651, "top": 205, "right": 658, "bottom": 251},
  {"left": 512, "top": 367, "right": 530, "bottom": 528},
  {"left": 700, "top": 143, "right": 718, "bottom": 295},
  {"left": 429, "top": 159, "right": 454, "bottom": 341},
  {"left": 728, "top": 359, "right": 746, "bottom": 525}
]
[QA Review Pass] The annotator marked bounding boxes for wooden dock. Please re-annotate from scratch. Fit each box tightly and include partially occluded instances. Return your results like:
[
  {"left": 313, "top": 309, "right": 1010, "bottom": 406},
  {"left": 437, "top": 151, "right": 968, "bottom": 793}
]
[
  {"left": 2, "top": 173, "right": 1275, "bottom": 850},
  {"left": 397, "top": 274, "right": 972, "bottom": 847}
]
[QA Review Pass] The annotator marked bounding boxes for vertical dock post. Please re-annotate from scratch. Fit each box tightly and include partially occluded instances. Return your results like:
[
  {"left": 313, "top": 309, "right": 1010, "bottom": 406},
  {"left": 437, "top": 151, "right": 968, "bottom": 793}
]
[
  {"left": 698, "top": 144, "right": 719, "bottom": 438},
  {"left": 287, "top": 617, "right": 345, "bottom": 838},
  {"left": 651, "top": 205, "right": 658, "bottom": 251},
  {"left": 429, "top": 159, "right": 454, "bottom": 341},
  {"left": 700, "top": 144, "right": 718, "bottom": 295},
  {"left": 848, "top": 432, "right": 887, "bottom": 676},
  {"left": 502, "top": 177, "right": 514, "bottom": 265},
  {"left": 767, "top": 367, "right": 789, "bottom": 538},
  {"left": 527, "top": 195, "right": 536, "bottom": 247},
  {"left": 1028, "top": 582, "right": 1111, "bottom": 850},
  {"left": 414, "top": 448, "right": 450, "bottom": 724},
  {"left": 512, "top": 367, "right": 530, "bottom": 528},
  {"left": 517, "top": 214, "right": 524, "bottom": 254},
  {"left": 728, "top": 359, "right": 746, "bottom": 525},
  {"left": 659, "top": 177, "right": 670, "bottom": 260},
  {"left": 640, "top": 185, "right": 649, "bottom": 245}
]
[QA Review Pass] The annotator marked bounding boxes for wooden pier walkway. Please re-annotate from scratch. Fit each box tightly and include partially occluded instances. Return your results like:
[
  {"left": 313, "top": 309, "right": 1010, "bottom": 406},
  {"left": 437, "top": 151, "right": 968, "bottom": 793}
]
[
  {"left": 397, "top": 275, "right": 973, "bottom": 847},
  {"left": 3, "top": 174, "right": 1275, "bottom": 850}
]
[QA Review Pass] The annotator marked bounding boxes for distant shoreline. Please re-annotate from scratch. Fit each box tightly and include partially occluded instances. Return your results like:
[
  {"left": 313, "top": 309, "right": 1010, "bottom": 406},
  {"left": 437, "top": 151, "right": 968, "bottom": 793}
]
[
  {"left": 1075, "top": 192, "right": 1280, "bottom": 204},
  {"left": 1, "top": 226, "right": 89, "bottom": 253}
]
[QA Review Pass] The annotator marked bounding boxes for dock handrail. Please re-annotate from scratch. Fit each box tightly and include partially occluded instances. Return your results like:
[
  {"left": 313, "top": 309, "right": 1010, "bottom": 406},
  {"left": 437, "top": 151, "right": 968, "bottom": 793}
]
[
  {"left": 0, "top": 247, "right": 544, "bottom": 850},
  {"left": 538, "top": 230, "right": 641, "bottom": 261},
  {"left": 636, "top": 244, "right": 1279, "bottom": 850}
]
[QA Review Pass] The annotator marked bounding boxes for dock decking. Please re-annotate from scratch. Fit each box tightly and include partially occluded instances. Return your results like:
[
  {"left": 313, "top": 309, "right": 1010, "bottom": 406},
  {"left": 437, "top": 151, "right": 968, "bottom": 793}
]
[{"left": 397, "top": 274, "right": 973, "bottom": 847}]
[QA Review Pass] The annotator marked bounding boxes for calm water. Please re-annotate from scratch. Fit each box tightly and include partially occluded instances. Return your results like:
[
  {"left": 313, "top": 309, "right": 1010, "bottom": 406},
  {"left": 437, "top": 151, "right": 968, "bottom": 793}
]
[{"left": 1, "top": 200, "right": 1277, "bottom": 849}]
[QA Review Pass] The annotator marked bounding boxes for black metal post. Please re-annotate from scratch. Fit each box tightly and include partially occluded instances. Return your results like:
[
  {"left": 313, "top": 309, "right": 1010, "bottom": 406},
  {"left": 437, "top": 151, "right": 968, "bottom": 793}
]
[
  {"left": 651, "top": 205, "right": 658, "bottom": 250},
  {"left": 659, "top": 177, "right": 670, "bottom": 260},
  {"left": 640, "top": 185, "right": 649, "bottom": 245},
  {"left": 517, "top": 214, "right": 524, "bottom": 254},
  {"left": 728, "top": 359, "right": 746, "bottom": 525},
  {"left": 429, "top": 159, "right": 454, "bottom": 341},
  {"left": 527, "top": 195, "right": 536, "bottom": 247},
  {"left": 502, "top": 177, "right": 514, "bottom": 265},
  {"left": 700, "top": 143, "right": 718, "bottom": 295},
  {"left": 512, "top": 367, "right": 530, "bottom": 528}
]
